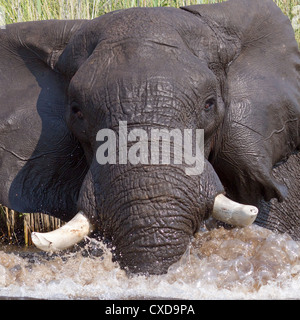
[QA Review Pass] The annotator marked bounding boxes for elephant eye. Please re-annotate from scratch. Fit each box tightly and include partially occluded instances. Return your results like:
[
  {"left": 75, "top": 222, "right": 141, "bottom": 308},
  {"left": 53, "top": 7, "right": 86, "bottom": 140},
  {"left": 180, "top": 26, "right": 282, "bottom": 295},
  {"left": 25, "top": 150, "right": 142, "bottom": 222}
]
[
  {"left": 71, "top": 105, "right": 84, "bottom": 120},
  {"left": 204, "top": 99, "right": 215, "bottom": 111}
]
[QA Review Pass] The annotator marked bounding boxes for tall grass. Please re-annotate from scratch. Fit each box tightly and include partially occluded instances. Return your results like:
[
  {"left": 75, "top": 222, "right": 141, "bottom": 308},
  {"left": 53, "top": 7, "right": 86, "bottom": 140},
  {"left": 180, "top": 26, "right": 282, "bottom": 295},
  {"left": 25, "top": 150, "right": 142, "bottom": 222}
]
[
  {"left": 0, "top": 1, "right": 298, "bottom": 23},
  {"left": 0, "top": 1, "right": 299, "bottom": 42},
  {"left": 0, "top": 0, "right": 299, "bottom": 245}
]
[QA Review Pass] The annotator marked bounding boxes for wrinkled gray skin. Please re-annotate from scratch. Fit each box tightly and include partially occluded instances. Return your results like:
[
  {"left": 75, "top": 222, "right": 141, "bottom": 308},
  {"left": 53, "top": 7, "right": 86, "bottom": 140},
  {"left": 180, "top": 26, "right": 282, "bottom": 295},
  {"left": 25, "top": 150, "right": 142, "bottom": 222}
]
[{"left": 0, "top": 0, "right": 299, "bottom": 274}]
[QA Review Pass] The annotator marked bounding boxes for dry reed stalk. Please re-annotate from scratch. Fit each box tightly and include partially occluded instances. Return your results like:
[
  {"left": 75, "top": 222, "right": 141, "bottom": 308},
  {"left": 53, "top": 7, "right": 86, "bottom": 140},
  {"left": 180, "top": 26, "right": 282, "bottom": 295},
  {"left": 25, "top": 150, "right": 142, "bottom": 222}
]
[
  {"left": 0, "top": 206, "right": 64, "bottom": 246},
  {"left": 23, "top": 214, "right": 30, "bottom": 246},
  {"left": 5, "top": 207, "right": 11, "bottom": 240},
  {"left": 22, "top": 212, "right": 64, "bottom": 246}
]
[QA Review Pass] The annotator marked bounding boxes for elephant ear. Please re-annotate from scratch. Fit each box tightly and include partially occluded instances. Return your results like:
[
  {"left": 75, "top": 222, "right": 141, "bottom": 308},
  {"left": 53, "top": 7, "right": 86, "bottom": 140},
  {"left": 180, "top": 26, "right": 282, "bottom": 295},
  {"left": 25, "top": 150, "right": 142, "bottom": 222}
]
[
  {"left": 182, "top": 0, "right": 300, "bottom": 205},
  {"left": 0, "top": 20, "right": 89, "bottom": 220}
]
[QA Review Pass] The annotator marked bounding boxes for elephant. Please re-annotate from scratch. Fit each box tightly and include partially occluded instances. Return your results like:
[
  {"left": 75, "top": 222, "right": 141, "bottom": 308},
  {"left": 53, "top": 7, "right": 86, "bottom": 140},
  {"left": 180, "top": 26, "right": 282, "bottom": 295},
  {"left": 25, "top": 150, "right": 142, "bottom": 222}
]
[{"left": 0, "top": 0, "right": 299, "bottom": 275}]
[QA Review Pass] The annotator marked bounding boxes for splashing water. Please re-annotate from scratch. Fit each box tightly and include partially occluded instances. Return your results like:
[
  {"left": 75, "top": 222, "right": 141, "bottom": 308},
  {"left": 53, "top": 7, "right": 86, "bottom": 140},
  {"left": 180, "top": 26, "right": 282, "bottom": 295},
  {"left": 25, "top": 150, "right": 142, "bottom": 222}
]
[{"left": 0, "top": 224, "right": 299, "bottom": 300}]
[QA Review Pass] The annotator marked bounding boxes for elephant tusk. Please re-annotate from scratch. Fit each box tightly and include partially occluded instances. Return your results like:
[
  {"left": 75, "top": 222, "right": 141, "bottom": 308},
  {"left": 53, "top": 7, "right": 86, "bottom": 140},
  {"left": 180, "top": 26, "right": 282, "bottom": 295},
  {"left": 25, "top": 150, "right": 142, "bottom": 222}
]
[
  {"left": 212, "top": 194, "right": 258, "bottom": 227},
  {"left": 31, "top": 212, "right": 91, "bottom": 252}
]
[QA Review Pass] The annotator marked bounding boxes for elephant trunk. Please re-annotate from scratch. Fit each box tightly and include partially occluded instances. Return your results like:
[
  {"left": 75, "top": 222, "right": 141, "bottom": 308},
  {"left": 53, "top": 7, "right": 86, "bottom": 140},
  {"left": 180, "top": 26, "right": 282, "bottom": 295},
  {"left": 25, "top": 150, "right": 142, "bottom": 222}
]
[
  {"left": 95, "top": 161, "right": 220, "bottom": 274},
  {"left": 114, "top": 225, "right": 191, "bottom": 274},
  {"left": 109, "top": 182, "right": 200, "bottom": 274},
  {"left": 107, "top": 168, "right": 258, "bottom": 274}
]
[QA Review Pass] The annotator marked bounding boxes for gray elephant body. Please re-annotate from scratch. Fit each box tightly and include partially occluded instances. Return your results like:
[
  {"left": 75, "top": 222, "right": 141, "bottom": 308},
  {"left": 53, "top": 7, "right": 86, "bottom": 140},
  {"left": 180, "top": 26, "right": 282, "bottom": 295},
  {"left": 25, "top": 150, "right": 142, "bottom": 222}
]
[
  {"left": 0, "top": 0, "right": 299, "bottom": 274},
  {"left": 256, "top": 151, "right": 300, "bottom": 239}
]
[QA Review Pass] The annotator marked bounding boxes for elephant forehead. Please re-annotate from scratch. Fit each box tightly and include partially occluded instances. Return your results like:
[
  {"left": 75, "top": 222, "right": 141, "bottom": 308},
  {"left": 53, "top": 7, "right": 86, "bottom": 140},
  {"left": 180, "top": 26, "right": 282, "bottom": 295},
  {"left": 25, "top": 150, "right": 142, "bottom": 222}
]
[
  {"left": 69, "top": 38, "right": 215, "bottom": 105},
  {"left": 88, "top": 7, "right": 216, "bottom": 63},
  {"left": 93, "top": 7, "right": 185, "bottom": 43}
]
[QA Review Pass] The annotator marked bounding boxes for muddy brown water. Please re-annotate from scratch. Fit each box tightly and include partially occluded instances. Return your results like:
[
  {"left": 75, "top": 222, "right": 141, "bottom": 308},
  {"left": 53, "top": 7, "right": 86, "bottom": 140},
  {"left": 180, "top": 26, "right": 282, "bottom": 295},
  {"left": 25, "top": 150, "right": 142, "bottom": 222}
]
[{"left": 0, "top": 224, "right": 299, "bottom": 299}]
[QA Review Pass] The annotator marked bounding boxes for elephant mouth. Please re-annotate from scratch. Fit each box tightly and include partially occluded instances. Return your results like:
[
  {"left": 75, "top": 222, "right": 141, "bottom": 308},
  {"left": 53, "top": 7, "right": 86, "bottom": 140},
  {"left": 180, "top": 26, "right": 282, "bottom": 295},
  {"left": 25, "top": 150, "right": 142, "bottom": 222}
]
[{"left": 31, "top": 195, "right": 258, "bottom": 252}]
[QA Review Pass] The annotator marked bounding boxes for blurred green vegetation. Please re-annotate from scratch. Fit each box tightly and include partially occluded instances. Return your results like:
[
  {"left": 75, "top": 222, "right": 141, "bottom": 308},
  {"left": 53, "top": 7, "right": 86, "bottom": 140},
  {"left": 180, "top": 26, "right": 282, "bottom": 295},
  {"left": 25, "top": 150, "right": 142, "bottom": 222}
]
[{"left": 0, "top": 1, "right": 298, "bottom": 43}]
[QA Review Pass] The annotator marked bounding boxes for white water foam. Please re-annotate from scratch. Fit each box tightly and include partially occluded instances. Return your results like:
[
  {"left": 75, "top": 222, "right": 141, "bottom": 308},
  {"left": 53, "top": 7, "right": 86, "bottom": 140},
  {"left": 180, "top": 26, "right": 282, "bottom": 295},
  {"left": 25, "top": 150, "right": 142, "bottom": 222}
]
[{"left": 0, "top": 224, "right": 299, "bottom": 300}]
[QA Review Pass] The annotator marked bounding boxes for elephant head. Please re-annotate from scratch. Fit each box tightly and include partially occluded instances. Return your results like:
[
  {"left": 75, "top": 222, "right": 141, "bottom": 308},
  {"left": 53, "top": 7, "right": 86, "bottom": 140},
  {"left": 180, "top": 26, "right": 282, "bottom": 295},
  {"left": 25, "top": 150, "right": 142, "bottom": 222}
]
[{"left": 0, "top": 0, "right": 299, "bottom": 274}]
